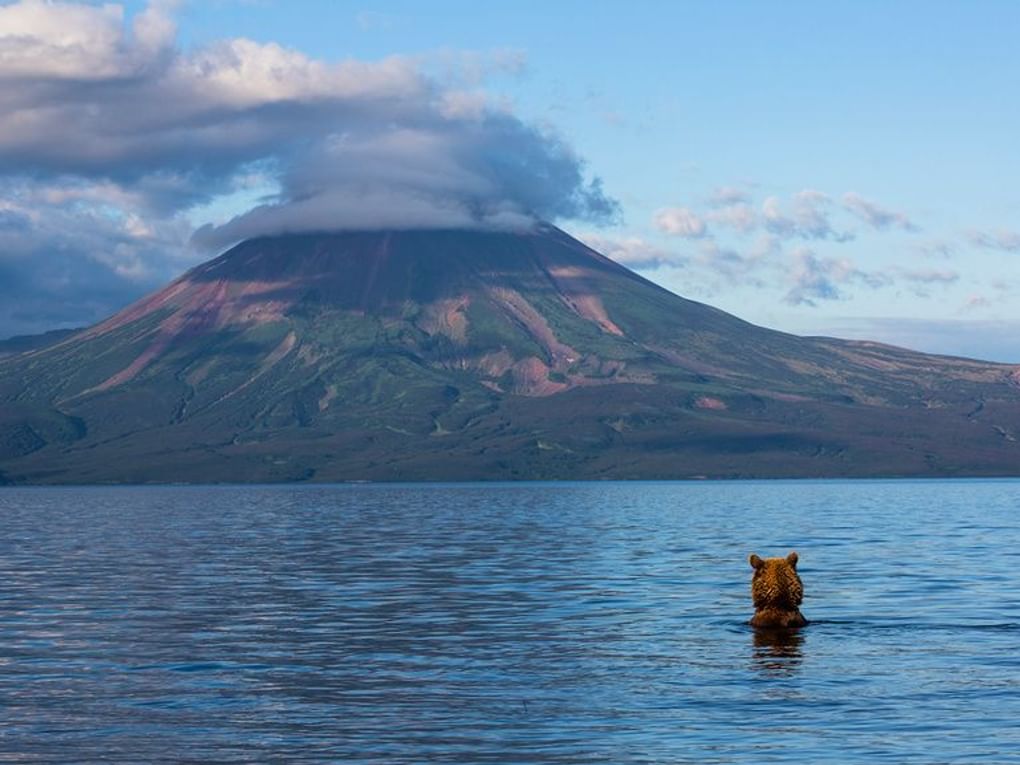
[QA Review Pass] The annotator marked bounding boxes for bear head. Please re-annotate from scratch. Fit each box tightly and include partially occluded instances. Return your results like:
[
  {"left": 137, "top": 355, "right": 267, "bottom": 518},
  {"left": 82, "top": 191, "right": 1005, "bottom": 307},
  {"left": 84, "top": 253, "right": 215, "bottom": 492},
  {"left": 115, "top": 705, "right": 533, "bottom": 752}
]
[{"left": 748, "top": 551, "right": 806, "bottom": 628}]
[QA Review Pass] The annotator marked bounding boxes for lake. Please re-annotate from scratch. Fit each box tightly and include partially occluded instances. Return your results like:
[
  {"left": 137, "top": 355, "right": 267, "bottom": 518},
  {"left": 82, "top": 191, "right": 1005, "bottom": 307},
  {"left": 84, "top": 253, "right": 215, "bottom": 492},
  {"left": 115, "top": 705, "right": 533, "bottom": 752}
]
[{"left": 1, "top": 480, "right": 1018, "bottom": 763}]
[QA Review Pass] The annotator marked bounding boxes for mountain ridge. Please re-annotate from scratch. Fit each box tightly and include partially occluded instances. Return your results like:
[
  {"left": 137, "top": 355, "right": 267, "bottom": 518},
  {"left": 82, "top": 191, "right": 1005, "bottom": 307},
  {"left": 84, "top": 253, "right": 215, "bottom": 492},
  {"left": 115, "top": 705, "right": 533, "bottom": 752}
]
[{"left": 1, "top": 224, "right": 1018, "bottom": 483}]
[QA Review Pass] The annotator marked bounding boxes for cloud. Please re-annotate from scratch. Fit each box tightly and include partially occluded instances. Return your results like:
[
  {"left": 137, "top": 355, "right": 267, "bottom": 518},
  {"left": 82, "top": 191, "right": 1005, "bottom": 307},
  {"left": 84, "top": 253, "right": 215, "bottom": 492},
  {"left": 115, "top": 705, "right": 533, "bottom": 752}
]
[
  {"left": 674, "top": 186, "right": 921, "bottom": 244},
  {"left": 748, "top": 233, "right": 783, "bottom": 261},
  {"left": 0, "top": 11, "right": 426, "bottom": 189},
  {"left": 914, "top": 239, "right": 956, "bottom": 258},
  {"left": 899, "top": 268, "right": 959, "bottom": 284},
  {"left": 0, "top": 0, "right": 174, "bottom": 80},
  {"left": 896, "top": 267, "right": 959, "bottom": 297},
  {"left": 0, "top": 0, "right": 618, "bottom": 336},
  {"left": 966, "top": 228, "right": 1020, "bottom": 252},
  {"left": 705, "top": 203, "right": 757, "bottom": 233},
  {"left": 577, "top": 233, "right": 683, "bottom": 270},
  {"left": 0, "top": 1, "right": 614, "bottom": 226},
  {"left": 0, "top": 181, "right": 194, "bottom": 337},
  {"left": 707, "top": 186, "right": 752, "bottom": 207},
  {"left": 194, "top": 116, "right": 618, "bottom": 248},
  {"left": 695, "top": 240, "right": 768, "bottom": 287},
  {"left": 653, "top": 207, "right": 707, "bottom": 238},
  {"left": 784, "top": 248, "right": 843, "bottom": 305},
  {"left": 763, "top": 190, "right": 854, "bottom": 242},
  {"left": 841, "top": 192, "right": 917, "bottom": 232},
  {"left": 669, "top": 227, "right": 949, "bottom": 304},
  {"left": 784, "top": 246, "right": 888, "bottom": 306},
  {"left": 962, "top": 294, "right": 991, "bottom": 311}
]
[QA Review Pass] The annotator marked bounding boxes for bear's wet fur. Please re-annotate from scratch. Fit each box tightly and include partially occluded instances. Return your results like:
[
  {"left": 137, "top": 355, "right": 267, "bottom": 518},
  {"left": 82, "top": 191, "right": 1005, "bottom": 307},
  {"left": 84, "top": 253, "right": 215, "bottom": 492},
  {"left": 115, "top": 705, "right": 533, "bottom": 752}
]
[{"left": 748, "top": 551, "right": 807, "bottom": 628}]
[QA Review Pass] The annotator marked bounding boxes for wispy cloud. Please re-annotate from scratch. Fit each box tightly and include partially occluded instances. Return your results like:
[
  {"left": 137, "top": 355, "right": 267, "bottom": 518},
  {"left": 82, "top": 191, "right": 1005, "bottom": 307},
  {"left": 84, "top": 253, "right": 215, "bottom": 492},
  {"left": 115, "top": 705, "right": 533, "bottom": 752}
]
[
  {"left": 899, "top": 268, "right": 959, "bottom": 284},
  {"left": 664, "top": 187, "right": 891, "bottom": 242},
  {"left": 895, "top": 267, "right": 959, "bottom": 297},
  {"left": 577, "top": 233, "right": 684, "bottom": 270},
  {"left": 653, "top": 207, "right": 707, "bottom": 238},
  {"left": 707, "top": 185, "right": 752, "bottom": 207},
  {"left": 634, "top": 176, "right": 1020, "bottom": 320},
  {"left": 696, "top": 241, "right": 767, "bottom": 287},
  {"left": 841, "top": 192, "right": 918, "bottom": 232},
  {"left": 962, "top": 294, "right": 992, "bottom": 311},
  {"left": 763, "top": 191, "right": 854, "bottom": 242},
  {"left": 914, "top": 238, "right": 956, "bottom": 258},
  {"left": 966, "top": 228, "right": 1020, "bottom": 252},
  {"left": 705, "top": 203, "right": 757, "bottom": 234},
  {"left": 784, "top": 246, "right": 888, "bottom": 306}
]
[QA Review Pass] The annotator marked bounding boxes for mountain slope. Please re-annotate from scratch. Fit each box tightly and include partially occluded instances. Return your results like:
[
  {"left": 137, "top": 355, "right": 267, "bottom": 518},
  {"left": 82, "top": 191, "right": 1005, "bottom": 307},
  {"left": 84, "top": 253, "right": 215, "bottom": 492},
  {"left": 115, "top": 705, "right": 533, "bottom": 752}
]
[
  {"left": 1, "top": 225, "right": 1018, "bottom": 483},
  {"left": 0, "top": 328, "right": 79, "bottom": 359}
]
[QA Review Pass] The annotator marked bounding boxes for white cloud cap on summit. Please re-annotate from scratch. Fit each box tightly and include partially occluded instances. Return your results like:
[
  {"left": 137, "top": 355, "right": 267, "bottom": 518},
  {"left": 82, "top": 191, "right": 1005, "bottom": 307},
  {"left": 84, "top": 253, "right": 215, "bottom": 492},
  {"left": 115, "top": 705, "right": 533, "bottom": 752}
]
[{"left": 0, "top": 0, "right": 619, "bottom": 336}]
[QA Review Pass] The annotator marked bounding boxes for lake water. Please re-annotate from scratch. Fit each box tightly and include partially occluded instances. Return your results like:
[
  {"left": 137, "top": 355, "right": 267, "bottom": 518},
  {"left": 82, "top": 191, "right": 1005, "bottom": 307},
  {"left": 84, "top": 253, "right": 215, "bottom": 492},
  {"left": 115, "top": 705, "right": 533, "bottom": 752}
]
[{"left": 1, "top": 480, "right": 1019, "bottom": 763}]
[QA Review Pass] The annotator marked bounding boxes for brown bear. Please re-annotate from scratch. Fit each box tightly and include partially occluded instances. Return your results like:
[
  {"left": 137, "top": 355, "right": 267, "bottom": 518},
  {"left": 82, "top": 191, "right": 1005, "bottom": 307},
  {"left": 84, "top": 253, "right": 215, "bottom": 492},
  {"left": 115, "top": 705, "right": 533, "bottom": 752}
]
[{"left": 748, "top": 551, "right": 807, "bottom": 628}]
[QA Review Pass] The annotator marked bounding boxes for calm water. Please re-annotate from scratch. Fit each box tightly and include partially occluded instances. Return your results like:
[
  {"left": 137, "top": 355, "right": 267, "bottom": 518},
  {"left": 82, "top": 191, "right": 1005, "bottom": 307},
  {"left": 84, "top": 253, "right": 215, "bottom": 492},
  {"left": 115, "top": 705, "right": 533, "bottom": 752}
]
[{"left": 1, "top": 481, "right": 1019, "bottom": 763}]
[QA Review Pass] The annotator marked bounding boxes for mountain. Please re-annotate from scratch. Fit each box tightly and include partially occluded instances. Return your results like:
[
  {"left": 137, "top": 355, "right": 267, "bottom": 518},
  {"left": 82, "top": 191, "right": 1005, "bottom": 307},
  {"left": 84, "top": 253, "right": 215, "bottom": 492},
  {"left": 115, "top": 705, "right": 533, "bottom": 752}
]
[
  {"left": 1, "top": 224, "right": 1018, "bottom": 484},
  {"left": 0, "top": 328, "right": 79, "bottom": 359}
]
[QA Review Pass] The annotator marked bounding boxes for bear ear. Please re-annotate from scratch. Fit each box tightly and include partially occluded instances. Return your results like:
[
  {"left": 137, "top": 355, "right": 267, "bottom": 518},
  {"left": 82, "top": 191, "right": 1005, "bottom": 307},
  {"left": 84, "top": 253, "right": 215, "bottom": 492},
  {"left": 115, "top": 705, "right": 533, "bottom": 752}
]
[
  {"left": 749, "top": 554, "right": 764, "bottom": 569},
  {"left": 786, "top": 551, "right": 799, "bottom": 568}
]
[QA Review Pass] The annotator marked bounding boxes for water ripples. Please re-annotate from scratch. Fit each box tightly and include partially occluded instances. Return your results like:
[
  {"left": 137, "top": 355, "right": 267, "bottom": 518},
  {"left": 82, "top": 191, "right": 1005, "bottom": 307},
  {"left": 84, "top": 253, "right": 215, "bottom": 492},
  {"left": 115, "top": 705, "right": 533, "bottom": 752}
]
[{"left": 1, "top": 480, "right": 1019, "bottom": 762}]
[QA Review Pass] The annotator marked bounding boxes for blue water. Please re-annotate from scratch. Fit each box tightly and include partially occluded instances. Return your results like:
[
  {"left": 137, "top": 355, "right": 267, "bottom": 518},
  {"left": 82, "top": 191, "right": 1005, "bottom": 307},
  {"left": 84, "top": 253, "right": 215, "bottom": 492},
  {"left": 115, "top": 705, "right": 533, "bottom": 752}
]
[{"left": 1, "top": 480, "right": 1019, "bottom": 763}]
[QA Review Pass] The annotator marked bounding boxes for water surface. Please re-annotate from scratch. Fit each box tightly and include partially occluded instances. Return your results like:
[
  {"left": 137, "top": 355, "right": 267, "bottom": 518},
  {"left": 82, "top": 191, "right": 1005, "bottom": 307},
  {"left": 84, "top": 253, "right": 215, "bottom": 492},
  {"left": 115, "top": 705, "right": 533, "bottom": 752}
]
[{"left": 1, "top": 480, "right": 1019, "bottom": 762}]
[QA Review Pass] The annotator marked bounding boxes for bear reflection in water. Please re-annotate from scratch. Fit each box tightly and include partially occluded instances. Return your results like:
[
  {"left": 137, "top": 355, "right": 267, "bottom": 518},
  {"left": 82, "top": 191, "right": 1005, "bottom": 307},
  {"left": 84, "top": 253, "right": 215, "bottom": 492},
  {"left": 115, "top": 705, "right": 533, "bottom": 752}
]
[{"left": 752, "top": 626, "right": 805, "bottom": 675}]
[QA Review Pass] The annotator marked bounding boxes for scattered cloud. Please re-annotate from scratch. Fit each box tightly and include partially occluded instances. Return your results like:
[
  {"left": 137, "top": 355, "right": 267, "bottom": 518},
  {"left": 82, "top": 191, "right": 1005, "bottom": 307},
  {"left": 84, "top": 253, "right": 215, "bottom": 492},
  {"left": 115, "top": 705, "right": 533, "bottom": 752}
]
[
  {"left": 962, "top": 294, "right": 991, "bottom": 311},
  {"left": 784, "top": 246, "right": 888, "bottom": 306},
  {"left": 784, "top": 248, "right": 844, "bottom": 305},
  {"left": 991, "top": 278, "right": 1015, "bottom": 294},
  {"left": 899, "top": 268, "right": 959, "bottom": 284},
  {"left": 653, "top": 207, "right": 707, "bottom": 238},
  {"left": 966, "top": 228, "right": 1020, "bottom": 252},
  {"left": 896, "top": 267, "right": 959, "bottom": 297},
  {"left": 762, "top": 190, "right": 854, "bottom": 242},
  {"left": 696, "top": 240, "right": 766, "bottom": 286},
  {"left": 705, "top": 203, "right": 757, "bottom": 234},
  {"left": 707, "top": 185, "right": 752, "bottom": 207},
  {"left": 666, "top": 187, "right": 872, "bottom": 242},
  {"left": 748, "top": 233, "right": 783, "bottom": 261},
  {"left": 841, "top": 192, "right": 917, "bottom": 232},
  {"left": 658, "top": 188, "right": 919, "bottom": 261},
  {"left": 578, "top": 233, "right": 684, "bottom": 270},
  {"left": 638, "top": 181, "right": 1020, "bottom": 318},
  {"left": 760, "top": 197, "right": 794, "bottom": 237},
  {"left": 915, "top": 238, "right": 956, "bottom": 258}
]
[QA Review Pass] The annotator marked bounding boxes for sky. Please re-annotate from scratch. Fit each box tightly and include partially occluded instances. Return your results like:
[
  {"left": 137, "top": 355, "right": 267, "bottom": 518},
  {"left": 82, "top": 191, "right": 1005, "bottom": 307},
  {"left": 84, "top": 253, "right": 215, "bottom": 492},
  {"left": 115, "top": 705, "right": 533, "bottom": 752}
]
[{"left": 1, "top": 1, "right": 1018, "bottom": 361}]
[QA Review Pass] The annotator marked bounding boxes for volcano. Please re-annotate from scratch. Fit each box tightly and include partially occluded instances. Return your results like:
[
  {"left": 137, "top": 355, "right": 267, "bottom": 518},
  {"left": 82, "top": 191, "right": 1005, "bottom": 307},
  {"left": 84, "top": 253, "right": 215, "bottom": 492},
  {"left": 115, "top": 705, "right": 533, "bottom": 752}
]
[{"left": 1, "top": 224, "right": 1018, "bottom": 483}]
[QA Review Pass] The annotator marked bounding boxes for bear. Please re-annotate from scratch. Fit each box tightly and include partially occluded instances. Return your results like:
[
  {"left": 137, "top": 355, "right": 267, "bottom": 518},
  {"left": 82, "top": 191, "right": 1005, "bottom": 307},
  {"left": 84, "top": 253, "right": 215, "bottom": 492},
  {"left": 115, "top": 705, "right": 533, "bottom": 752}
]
[{"left": 748, "top": 551, "right": 807, "bottom": 628}]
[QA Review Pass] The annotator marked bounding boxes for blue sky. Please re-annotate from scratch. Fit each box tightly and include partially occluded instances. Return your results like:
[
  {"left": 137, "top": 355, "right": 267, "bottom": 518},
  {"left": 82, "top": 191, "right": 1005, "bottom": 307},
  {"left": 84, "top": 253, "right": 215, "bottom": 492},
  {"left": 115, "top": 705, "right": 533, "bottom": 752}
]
[{"left": 2, "top": 1, "right": 1018, "bottom": 360}]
